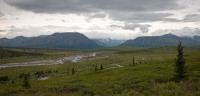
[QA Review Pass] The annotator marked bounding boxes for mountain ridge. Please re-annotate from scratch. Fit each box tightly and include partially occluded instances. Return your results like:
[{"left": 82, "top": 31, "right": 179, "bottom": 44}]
[
  {"left": 0, "top": 32, "right": 102, "bottom": 49},
  {"left": 120, "top": 34, "right": 200, "bottom": 47}
]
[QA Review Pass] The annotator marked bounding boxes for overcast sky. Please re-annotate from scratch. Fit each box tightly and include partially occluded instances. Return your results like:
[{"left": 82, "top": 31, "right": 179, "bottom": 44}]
[{"left": 0, "top": 0, "right": 200, "bottom": 39}]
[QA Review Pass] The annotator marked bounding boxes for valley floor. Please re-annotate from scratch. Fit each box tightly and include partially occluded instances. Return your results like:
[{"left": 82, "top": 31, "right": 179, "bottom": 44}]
[
  {"left": 0, "top": 52, "right": 98, "bottom": 68},
  {"left": 0, "top": 47, "right": 200, "bottom": 96}
]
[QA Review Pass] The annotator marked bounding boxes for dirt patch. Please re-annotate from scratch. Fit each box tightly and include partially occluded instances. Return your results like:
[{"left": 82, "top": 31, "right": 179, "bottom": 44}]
[{"left": 38, "top": 77, "right": 49, "bottom": 80}]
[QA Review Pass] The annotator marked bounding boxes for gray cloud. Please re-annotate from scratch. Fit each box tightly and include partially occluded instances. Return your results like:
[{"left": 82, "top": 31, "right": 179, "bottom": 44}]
[
  {"left": 9, "top": 26, "right": 16, "bottom": 29},
  {"left": 110, "top": 12, "right": 179, "bottom": 23},
  {"left": 5, "top": 0, "right": 181, "bottom": 13},
  {"left": 182, "top": 14, "right": 200, "bottom": 22},
  {"left": 84, "top": 31, "right": 135, "bottom": 40},
  {"left": 139, "top": 27, "right": 149, "bottom": 33},
  {"left": 61, "top": 19, "right": 65, "bottom": 22},
  {"left": 88, "top": 12, "right": 107, "bottom": 19},
  {"left": 4, "top": 0, "right": 182, "bottom": 23},
  {"left": 111, "top": 23, "right": 151, "bottom": 33},
  {"left": 0, "top": 25, "right": 82, "bottom": 38},
  {"left": 0, "top": 11, "right": 4, "bottom": 17},
  {"left": 0, "top": 30, "right": 6, "bottom": 32}
]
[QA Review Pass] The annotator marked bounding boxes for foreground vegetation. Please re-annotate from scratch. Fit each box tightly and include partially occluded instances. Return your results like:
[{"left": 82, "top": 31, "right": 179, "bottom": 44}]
[{"left": 0, "top": 46, "right": 200, "bottom": 96}]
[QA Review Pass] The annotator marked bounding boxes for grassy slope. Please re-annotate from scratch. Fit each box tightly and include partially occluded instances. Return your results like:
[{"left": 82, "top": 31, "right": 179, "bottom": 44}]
[
  {"left": 0, "top": 46, "right": 200, "bottom": 96},
  {"left": 0, "top": 47, "right": 80, "bottom": 64}
]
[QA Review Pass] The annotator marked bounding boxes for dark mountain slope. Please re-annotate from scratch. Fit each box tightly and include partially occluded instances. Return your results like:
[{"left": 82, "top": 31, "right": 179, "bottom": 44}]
[
  {"left": 0, "top": 32, "right": 102, "bottom": 49},
  {"left": 193, "top": 36, "right": 200, "bottom": 41},
  {"left": 120, "top": 34, "right": 200, "bottom": 47}
]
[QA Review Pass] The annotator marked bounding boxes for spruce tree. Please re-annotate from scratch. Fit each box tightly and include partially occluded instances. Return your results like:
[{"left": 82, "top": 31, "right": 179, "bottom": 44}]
[
  {"left": 133, "top": 56, "right": 135, "bottom": 66},
  {"left": 22, "top": 75, "right": 31, "bottom": 88},
  {"left": 174, "top": 42, "right": 187, "bottom": 82},
  {"left": 100, "top": 64, "right": 104, "bottom": 70},
  {"left": 72, "top": 68, "right": 75, "bottom": 75}
]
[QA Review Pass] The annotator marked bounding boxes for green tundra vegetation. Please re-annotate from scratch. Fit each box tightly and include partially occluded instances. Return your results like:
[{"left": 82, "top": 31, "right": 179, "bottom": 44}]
[
  {"left": 0, "top": 46, "right": 200, "bottom": 96},
  {"left": 0, "top": 47, "right": 81, "bottom": 64}
]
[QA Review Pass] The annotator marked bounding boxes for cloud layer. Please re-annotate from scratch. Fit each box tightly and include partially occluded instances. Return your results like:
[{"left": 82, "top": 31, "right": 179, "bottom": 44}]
[
  {"left": 4, "top": 0, "right": 182, "bottom": 23},
  {"left": 183, "top": 14, "right": 200, "bottom": 22},
  {"left": 1, "top": 0, "right": 200, "bottom": 39},
  {"left": 5, "top": 0, "right": 181, "bottom": 13},
  {"left": 110, "top": 23, "right": 151, "bottom": 33},
  {"left": 0, "top": 11, "right": 4, "bottom": 17}
]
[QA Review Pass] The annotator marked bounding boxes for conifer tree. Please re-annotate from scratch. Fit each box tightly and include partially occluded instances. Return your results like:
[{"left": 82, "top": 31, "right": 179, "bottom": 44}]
[
  {"left": 22, "top": 75, "right": 31, "bottom": 88},
  {"left": 133, "top": 56, "right": 135, "bottom": 66},
  {"left": 72, "top": 68, "right": 75, "bottom": 75},
  {"left": 100, "top": 64, "right": 104, "bottom": 70},
  {"left": 174, "top": 42, "right": 187, "bottom": 82}
]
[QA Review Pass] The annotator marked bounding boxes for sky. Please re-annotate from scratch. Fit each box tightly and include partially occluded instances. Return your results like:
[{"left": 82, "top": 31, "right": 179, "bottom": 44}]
[{"left": 0, "top": 0, "right": 200, "bottom": 40}]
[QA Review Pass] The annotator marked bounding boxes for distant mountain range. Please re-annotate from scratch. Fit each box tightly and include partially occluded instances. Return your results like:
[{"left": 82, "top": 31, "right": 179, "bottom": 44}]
[
  {"left": 1, "top": 33, "right": 200, "bottom": 49},
  {"left": 192, "top": 36, "right": 200, "bottom": 41},
  {"left": 0, "top": 32, "right": 102, "bottom": 49},
  {"left": 120, "top": 34, "right": 200, "bottom": 47},
  {"left": 93, "top": 39, "right": 125, "bottom": 47}
]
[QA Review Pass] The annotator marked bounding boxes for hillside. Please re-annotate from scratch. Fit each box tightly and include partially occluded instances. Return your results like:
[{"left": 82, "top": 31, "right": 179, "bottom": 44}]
[
  {"left": 120, "top": 34, "right": 200, "bottom": 47},
  {"left": 0, "top": 32, "right": 102, "bottom": 49},
  {"left": 0, "top": 48, "right": 44, "bottom": 59},
  {"left": 193, "top": 35, "right": 200, "bottom": 41},
  {"left": 0, "top": 47, "right": 200, "bottom": 95}
]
